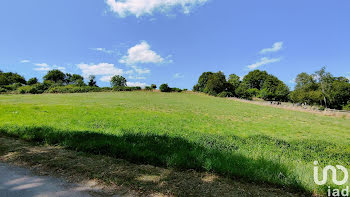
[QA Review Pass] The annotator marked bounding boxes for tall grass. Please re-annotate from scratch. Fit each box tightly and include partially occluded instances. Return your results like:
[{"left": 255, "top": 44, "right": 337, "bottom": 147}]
[{"left": 0, "top": 92, "right": 349, "bottom": 194}]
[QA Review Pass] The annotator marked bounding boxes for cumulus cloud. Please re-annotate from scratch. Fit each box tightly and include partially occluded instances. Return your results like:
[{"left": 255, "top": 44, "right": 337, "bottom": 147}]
[
  {"left": 77, "top": 63, "right": 124, "bottom": 82},
  {"left": 173, "top": 73, "right": 184, "bottom": 78},
  {"left": 259, "top": 42, "right": 283, "bottom": 54},
  {"left": 20, "top": 60, "right": 30, "bottom": 63},
  {"left": 33, "top": 63, "right": 66, "bottom": 72},
  {"left": 120, "top": 41, "right": 164, "bottom": 65},
  {"left": 127, "top": 81, "right": 148, "bottom": 88},
  {"left": 247, "top": 57, "right": 281, "bottom": 70},
  {"left": 106, "top": 0, "right": 209, "bottom": 18}
]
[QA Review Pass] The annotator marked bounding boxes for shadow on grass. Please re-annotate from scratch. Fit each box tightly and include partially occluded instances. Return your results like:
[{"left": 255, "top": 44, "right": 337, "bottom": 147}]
[{"left": 0, "top": 126, "right": 312, "bottom": 194}]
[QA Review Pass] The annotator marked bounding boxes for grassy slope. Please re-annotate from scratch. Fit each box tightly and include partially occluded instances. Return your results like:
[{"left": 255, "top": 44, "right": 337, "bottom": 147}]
[{"left": 0, "top": 92, "right": 349, "bottom": 194}]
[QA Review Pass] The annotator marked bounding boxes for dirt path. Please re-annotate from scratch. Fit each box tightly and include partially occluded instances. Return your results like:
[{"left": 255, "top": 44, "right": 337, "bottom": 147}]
[
  {"left": 0, "top": 135, "right": 308, "bottom": 197},
  {"left": 0, "top": 162, "right": 110, "bottom": 197}
]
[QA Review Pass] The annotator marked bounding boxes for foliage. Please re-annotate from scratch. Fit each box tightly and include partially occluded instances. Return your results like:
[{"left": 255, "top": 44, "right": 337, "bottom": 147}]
[
  {"left": 88, "top": 75, "right": 98, "bottom": 87},
  {"left": 113, "top": 86, "right": 141, "bottom": 91},
  {"left": 203, "top": 71, "right": 226, "bottom": 96},
  {"left": 110, "top": 75, "right": 127, "bottom": 87},
  {"left": 27, "top": 77, "right": 38, "bottom": 85},
  {"left": 242, "top": 70, "right": 268, "bottom": 90},
  {"left": 145, "top": 86, "right": 153, "bottom": 91},
  {"left": 159, "top": 84, "right": 171, "bottom": 92},
  {"left": 0, "top": 72, "right": 26, "bottom": 85},
  {"left": 259, "top": 75, "right": 290, "bottom": 101},
  {"left": 193, "top": 72, "right": 214, "bottom": 92},
  {"left": 43, "top": 69, "right": 66, "bottom": 83},
  {"left": 235, "top": 82, "right": 253, "bottom": 100},
  {"left": 151, "top": 84, "right": 157, "bottom": 89}
]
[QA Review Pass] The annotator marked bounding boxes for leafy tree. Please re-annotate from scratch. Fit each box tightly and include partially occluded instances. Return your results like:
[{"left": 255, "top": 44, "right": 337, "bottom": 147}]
[
  {"left": 235, "top": 82, "right": 253, "bottom": 100},
  {"left": 159, "top": 83, "right": 170, "bottom": 92},
  {"left": 259, "top": 75, "right": 289, "bottom": 101},
  {"left": 194, "top": 72, "right": 214, "bottom": 92},
  {"left": 110, "top": 75, "right": 127, "bottom": 87},
  {"left": 43, "top": 70, "right": 66, "bottom": 83},
  {"left": 313, "top": 67, "right": 334, "bottom": 107},
  {"left": 88, "top": 75, "right": 98, "bottom": 87},
  {"left": 328, "top": 78, "right": 350, "bottom": 109},
  {"left": 66, "top": 73, "right": 84, "bottom": 85},
  {"left": 228, "top": 74, "right": 241, "bottom": 90},
  {"left": 203, "top": 71, "right": 226, "bottom": 96},
  {"left": 242, "top": 70, "right": 269, "bottom": 90},
  {"left": 151, "top": 84, "right": 157, "bottom": 89},
  {"left": 27, "top": 77, "right": 38, "bottom": 85},
  {"left": 0, "top": 72, "right": 26, "bottom": 85}
]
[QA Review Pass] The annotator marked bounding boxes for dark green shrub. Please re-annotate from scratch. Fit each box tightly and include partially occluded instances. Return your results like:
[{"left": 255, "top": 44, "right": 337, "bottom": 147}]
[
  {"left": 343, "top": 103, "right": 350, "bottom": 111},
  {"left": 27, "top": 77, "right": 38, "bottom": 85},
  {"left": 151, "top": 84, "right": 157, "bottom": 89},
  {"left": 171, "top": 88, "right": 182, "bottom": 92},
  {"left": 145, "top": 86, "right": 152, "bottom": 91},
  {"left": 159, "top": 84, "right": 170, "bottom": 92}
]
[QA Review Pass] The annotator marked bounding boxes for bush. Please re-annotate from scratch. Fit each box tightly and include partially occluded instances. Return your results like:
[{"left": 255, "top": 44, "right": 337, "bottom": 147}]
[
  {"left": 145, "top": 86, "right": 153, "bottom": 91},
  {"left": 0, "top": 87, "right": 7, "bottom": 93},
  {"left": 27, "top": 77, "right": 38, "bottom": 85},
  {"left": 159, "top": 84, "right": 170, "bottom": 92},
  {"left": 343, "top": 103, "right": 350, "bottom": 111},
  {"left": 171, "top": 88, "right": 182, "bottom": 92},
  {"left": 113, "top": 86, "right": 141, "bottom": 91},
  {"left": 151, "top": 84, "right": 157, "bottom": 89},
  {"left": 217, "top": 91, "right": 233, "bottom": 98}
]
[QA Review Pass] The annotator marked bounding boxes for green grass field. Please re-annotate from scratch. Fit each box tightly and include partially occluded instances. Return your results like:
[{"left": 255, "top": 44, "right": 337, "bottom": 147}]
[{"left": 0, "top": 92, "right": 349, "bottom": 194}]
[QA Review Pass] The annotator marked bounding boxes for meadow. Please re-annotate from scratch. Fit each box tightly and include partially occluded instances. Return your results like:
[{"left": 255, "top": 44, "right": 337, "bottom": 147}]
[{"left": 0, "top": 91, "right": 349, "bottom": 194}]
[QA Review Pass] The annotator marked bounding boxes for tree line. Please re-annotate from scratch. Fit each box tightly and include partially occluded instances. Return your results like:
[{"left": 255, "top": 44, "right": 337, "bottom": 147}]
[
  {"left": 1, "top": 67, "right": 349, "bottom": 110},
  {"left": 193, "top": 67, "right": 350, "bottom": 110}
]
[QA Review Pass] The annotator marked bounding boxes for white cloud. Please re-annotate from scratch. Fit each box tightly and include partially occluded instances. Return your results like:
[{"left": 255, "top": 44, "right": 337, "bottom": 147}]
[
  {"left": 90, "top": 48, "right": 114, "bottom": 54},
  {"left": 127, "top": 81, "right": 148, "bottom": 88},
  {"left": 33, "top": 63, "right": 66, "bottom": 72},
  {"left": 247, "top": 57, "right": 281, "bottom": 70},
  {"left": 173, "top": 73, "right": 184, "bottom": 78},
  {"left": 120, "top": 41, "right": 165, "bottom": 65},
  {"left": 106, "top": 0, "right": 209, "bottom": 18},
  {"left": 259, "top": 42, "right": 283, "bottom": 54},
  {"left": 128, "top": 75, "right": 147, "bottom": 80},
  {"left": 131, "top": 65, "right": 150, "bottom": 74},
  {"left": 20, "top": 60, "right": 30, "bottom": 63},
  {"left": 77, "top": 63, "right": 124, "bottom": 82}
]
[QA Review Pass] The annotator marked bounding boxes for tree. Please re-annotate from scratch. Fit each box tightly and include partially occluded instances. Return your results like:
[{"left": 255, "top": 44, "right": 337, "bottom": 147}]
[
  {"left": 151, "top": 84, "right": 157, "bottom": 89},
  {"left": 235, "top": 82, "right": 253, "bottom": 100},
  {"left": 259, "top": 75, "right": 290, "bottom": 101},
  {"left": 203, "top": 71, "right": 227, "bottom": 96},
  {"left": 0, "top": 72, "right": 26, "bottom": 85},
  {"left": 66, "top": 73, "right": 84, "bottom": 85},
  {"left": 242, "top": 70, "right": 269, "bottom": 90},
  {"left": 227, "top": 74, "right": 241, "bottom": 96},
  {"left": 43, "top": 70, "right": 66, "bottom": 83},
  {"left": 110, "top": 75, "right": 127, "bottom": 87},
  {"left": 328, "top": 78, "right": 350, "bottom": 109},
  {"left": 194, "top": 72, "right": 214, "bottom": 92},
  {"left": 27, "top": 77, "right": 38, "bottom": 85},
  {"left": 314, "top": 67, "right": 334, "bottom": 108},
  {"left": 88, "top": 75, "right": 98, "bottom": 87},
  {"left": 159, "top": 83, "right": 170, "bottom": 92}
]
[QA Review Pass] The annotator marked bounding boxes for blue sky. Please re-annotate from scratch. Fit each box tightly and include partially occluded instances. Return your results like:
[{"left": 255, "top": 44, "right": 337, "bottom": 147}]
[{"left": 0, "top": 0, "right": 349, "bottom": 89}]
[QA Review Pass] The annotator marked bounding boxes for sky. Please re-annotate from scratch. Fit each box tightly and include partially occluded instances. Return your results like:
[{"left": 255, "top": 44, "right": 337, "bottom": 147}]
[{"left": 0, "top": 0, "right": 350, "bottom": 89}]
